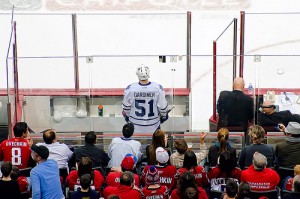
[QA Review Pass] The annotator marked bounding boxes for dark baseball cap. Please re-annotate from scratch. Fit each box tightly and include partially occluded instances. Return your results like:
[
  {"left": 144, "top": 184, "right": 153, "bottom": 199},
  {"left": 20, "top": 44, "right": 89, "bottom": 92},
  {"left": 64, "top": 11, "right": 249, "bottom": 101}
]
[{"left": 31, "top": 144, "right": 49, "bottom": 159}]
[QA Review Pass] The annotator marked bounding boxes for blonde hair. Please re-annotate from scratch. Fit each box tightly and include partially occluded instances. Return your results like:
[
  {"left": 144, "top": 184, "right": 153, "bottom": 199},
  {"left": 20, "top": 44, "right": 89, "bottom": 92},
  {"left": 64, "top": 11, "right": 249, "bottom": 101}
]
[
  {"left": 248, "top": 125, "right": 265, "bottom": 144},
  {"left": 294, "top": 165, "right": 300, "bottom": 175},
  {"left": 217, "top": 128, "right": 229, "bottom": 152}
]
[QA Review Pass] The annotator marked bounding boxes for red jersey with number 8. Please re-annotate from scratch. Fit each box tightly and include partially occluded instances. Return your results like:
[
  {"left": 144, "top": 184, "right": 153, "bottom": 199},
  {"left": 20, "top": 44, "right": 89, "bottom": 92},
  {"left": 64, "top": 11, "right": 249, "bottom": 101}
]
[{"left": 0, "top": 138, "right": 31, "bottom": 169}]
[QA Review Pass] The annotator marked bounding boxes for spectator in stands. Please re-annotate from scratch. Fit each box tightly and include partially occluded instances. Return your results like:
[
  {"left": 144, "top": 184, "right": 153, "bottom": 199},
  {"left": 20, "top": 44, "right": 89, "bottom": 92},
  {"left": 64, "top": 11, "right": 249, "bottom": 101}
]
[
  {"left": 236, "top": 181, "right": 251, "bottom": 199},
  {"left": 258, "top": 100, "right": 300, "bottom": 128},
  {"left": 36, "top": 129, "right": 73, "bottom": 169},
  {"left": 105, "top": 154, "right": 140, "bottom": 187},
  {"left": 70, "top": 131, "right": 110, "bottom": 169},
  {"left": 30, "top": 144, "right": 64, "bottom": 199},
  {"left": 282, "top": 174, "right": 300, "bottom": 199},
  {"left": 146, "top": 129, "right": 171, "bottom": 165},
  {"left": 0, "top": 122, "right": 34, "bottom": 169},
  {"left": 177, "top": 150, "right": 208, "bottom": 188},
  {"left": 208, "top": 151, "right": 241, "bottom": 192},
  {"left": 11, "top": 166, "right": 29, "bottom": 193},
  {"left": 170, "top": 171, "right": 208, "bottom": 199},
  {"left": 142, "top": 147, "right": 177, "bottom": 192},
  {"left": 240, "top": 152, "right": 279, "bottom": 191},
  {"left": 66, "top": 156, "right": 104, "bottom": 192},
  {"left": 71, "top": 174, "right": 99, "bottom": 199},
  {"left": 103, "top": 171, "right": 142, "bottom": 199},
  {"left": 170, "top": 133, "right": 208, "bottom": 168},
  {"left": 0, "top": 161, "right": 21, "bottom": 199},
  {"left": 220, "top": 179, "right": 239, "bottom": 199},
  {"left": 208, "top": 127, "right": 236, "bottom": 167},
  {"left": 142, "top": 166, "right": 169, "bottom": 199},
  {"left": 217, "top": 77, "right": 254, "bottom": 137},
  {"left": 108, "top": 123, "right": 142, "bottom": 168},
  {"left": 283, "top": 165, "right": 300, "bottom": 191},
  {"left": 276, "top": 122, "right": 300, "bottom": 168},
  {"left": 238, "top": 125, "right": 276, "bottom": 169}
]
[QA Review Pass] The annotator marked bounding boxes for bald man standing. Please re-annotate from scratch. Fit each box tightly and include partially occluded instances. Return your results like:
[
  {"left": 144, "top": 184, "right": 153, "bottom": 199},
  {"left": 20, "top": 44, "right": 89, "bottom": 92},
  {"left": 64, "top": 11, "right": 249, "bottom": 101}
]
[{"left": 217, "top": 77, "right": 254, "bottom": 142}]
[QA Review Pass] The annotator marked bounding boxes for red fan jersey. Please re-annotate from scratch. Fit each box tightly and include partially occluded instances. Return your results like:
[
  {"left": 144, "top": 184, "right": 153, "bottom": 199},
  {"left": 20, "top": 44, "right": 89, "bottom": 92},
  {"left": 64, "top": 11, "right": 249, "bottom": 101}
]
[
  {"left": 105, "top": 171, "right": 140, "bottom": 187},
  {"left": 0, "top": 138, "right": 31, "bottom": 169},
  {"left": 17, "top": 176, "right": 29, "bottom": 192},
  {"left": 170, "top": 187, "right": 208, "bottom": 199},
  {"left": 103, "top": 185, "right": 142, "bottom": 199},
  {"left": 178, "top": 166, "right": 209, "bottom": 187},
  {"left": 142, "top": 185, "right": 169, "bottom": 199},
  {"left": 240, "top": 164, "right": 280, "bottom": 191},
  {"left": 141, "top": 165, "right": 177, "bottom": 192}
]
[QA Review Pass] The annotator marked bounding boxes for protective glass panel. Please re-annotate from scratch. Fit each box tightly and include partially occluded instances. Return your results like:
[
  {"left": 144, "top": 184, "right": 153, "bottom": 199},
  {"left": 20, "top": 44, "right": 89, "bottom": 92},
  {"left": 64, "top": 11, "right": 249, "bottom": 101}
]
[{"left": 243, "top": 13, "right": 300, "bottom": 130}]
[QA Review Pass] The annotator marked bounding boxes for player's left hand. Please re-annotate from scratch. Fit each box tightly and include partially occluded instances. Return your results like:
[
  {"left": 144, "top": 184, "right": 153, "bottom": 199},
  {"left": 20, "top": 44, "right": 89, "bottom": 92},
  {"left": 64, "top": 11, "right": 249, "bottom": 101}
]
[{"left": 122, "top": 110, "right": 129, "bottom": 123}]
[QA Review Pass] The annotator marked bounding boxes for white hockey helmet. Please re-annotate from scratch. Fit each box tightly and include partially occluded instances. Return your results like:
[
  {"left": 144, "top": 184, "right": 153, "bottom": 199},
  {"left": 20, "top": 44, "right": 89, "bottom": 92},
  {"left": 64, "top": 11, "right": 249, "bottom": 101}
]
[{"left": 136, "top": 64, "right": 150, "bottom": 80}]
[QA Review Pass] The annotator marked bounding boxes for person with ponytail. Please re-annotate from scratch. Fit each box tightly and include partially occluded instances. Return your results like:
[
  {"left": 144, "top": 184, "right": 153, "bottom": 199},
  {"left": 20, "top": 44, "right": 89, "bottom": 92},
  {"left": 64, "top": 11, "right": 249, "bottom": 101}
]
[{"left": 208, "top": 128, "right": 237, "bottom": 167}]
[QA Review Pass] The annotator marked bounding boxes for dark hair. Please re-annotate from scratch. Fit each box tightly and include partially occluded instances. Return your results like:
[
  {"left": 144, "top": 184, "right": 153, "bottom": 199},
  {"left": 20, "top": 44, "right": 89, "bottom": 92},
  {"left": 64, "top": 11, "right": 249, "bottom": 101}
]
[
  {"left": 13, "top": 122, "right": 28, "bottom": 137},
  {"left": 217, "top": 128, "right": 229, "bottom": 153},
  {"left": 85, "top": 131, "right": 96, "bottom": 144},
  {"left": 174, "top": 139, "right": 188, "bottom": 154},
  {"left": 225, "top": 179, "right": 238, "bottom": 198},
  {"left": 219, "top": 151, "right": 237, "bottom": 178},
  {"left": 1, "top": 162, "right": 12, "bottom": 177},
  {"left": 183, "top": 150, "right": 197, "bottom": 171},
  {"left": 80, "top": 174, "right": 92, "bottom": 190},
  {"left": 148, "top": 129, "right": 166, "bottom": 165},
  {"left": 122, "top": 123, "right": 134, "bottom": 138},
  {"left": 120, "top": 171, "right": 134, "bottom": 186},
  {"left": 177, "top": 172, "right": 199, "bottom": 199},
  {"left": 78, "top": 157, "right": 94, "bottom": 180},
  {"left": 236, "top": 181, "right": 251, "bottom": 199},
  {"left": 43, "top": 129, "right": 56, "bottom": 144},
  {"left": 10, "top": 166, "right": 20, "bottom": 180}
]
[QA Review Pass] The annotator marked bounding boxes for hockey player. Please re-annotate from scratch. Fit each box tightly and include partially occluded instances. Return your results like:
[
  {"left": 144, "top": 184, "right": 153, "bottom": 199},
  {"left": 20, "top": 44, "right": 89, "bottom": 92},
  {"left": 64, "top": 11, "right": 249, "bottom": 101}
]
[
  {"left": 0, "top": 122, "right": 33, "bottom": 169},
  {"left": 122, "top": 64, "right": 169, "bottom": 133}
]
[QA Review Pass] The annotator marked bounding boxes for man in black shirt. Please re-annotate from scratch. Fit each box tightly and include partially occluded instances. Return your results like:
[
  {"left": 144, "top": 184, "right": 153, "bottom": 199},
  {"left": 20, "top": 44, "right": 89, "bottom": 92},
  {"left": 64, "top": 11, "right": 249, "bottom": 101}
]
[
  {"left": 69, "top": 131, "right": 110, "bottom": 169},
  {"left": 217, "top": 77, "right": 254, "bottom": 144}
]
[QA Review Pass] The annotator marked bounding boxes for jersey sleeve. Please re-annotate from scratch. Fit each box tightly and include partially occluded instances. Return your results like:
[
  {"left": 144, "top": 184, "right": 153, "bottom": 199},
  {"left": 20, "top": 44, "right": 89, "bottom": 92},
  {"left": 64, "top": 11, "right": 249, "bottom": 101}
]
[
  {"left": 122, "top": 85, "right": 133, "bottom": 116},
  {"left": 157, "top": 85, "right": 168, "bottom": 116}
]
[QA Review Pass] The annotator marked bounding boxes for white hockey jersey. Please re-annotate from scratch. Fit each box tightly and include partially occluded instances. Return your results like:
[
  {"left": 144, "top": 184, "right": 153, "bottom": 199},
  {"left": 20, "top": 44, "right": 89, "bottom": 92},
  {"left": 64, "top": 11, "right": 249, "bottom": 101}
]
[{"left": 122, "top": 81, "right": 168, "bottom": 133}]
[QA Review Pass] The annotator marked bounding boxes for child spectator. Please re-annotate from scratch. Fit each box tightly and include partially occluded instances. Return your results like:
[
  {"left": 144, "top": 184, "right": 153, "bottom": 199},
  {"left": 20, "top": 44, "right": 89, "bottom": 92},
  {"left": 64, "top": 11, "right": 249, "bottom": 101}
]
[
  {"left": 10, "top": 166, "right": 29, "bottom": 193},
  {"left": 105, "top": 154, "right": 140, "bottom": 187},
  {"left": 71, "top": 174, "right": 99, "bottom": 199},
  {"left": 283, "top": 165, "right": 300, "bottom": 191},
  {"left": 220, "top": 179, "right": 238, "bottom": 199},
  {"left": 66, "top": 156, "right": 104, "bottom": 192},
  {"left": 142, "top": 147, "right": 177, "bottom": 192},
  {"left": 142, "top": 166, "right": 168, "bottom": 199},
  {"left": 0, "top": 162, "right": 21, "bottom": 198}
]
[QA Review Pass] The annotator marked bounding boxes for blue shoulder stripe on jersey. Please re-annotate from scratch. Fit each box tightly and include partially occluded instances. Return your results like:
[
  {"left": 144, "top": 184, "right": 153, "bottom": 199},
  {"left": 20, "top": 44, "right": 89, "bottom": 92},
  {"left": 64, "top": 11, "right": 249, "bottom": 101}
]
[
  {"left": 122, "top": 103, "right": 131, "bottom": 108},
  {"left": 125, "top": 85, "right": 131, "bottom": 90},
  {"left": 159, "top": 104, "right": 169, "bottom": 112},
  {"left": 121, "top": 137, "right": 132, "bottom": 141}
]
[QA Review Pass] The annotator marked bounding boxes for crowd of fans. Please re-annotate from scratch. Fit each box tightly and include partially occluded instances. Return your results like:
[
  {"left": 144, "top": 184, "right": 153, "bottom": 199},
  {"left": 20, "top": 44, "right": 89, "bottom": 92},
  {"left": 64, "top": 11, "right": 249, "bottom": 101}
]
[{"left": 0, "top": 121, "right": 300, "bottom": 199}]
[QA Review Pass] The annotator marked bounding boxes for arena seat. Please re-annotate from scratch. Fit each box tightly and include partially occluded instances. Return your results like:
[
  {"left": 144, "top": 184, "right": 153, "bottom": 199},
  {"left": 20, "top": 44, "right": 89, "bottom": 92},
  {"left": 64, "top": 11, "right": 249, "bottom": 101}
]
[
  {"left": 19, "top": 167, "right": 32, "bottom": 177},
  {"left": 277, "top": 166, "right": 294, "bottom": 187}
]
